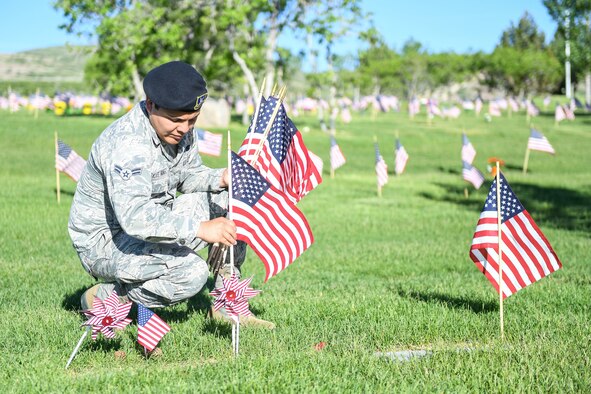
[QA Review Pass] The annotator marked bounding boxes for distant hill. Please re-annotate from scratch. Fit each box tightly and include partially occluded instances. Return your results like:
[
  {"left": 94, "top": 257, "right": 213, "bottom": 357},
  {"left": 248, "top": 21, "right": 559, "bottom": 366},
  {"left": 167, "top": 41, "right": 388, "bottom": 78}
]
[{"left": 0, "top": 46, "right": 92, "bottom": 82}]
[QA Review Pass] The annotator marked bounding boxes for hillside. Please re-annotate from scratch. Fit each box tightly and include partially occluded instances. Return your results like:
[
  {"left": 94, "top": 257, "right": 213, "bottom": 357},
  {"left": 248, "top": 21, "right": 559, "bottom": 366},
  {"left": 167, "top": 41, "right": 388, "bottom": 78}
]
[{"left": 0, "top": 45, "right": 92, "bottom": 82}]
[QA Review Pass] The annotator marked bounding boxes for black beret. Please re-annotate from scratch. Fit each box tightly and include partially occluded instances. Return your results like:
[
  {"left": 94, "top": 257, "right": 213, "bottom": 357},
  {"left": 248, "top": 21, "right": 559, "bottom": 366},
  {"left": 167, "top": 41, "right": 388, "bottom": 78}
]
[{"left": 143, "top": 61, "right": 208, "bottom": 112}]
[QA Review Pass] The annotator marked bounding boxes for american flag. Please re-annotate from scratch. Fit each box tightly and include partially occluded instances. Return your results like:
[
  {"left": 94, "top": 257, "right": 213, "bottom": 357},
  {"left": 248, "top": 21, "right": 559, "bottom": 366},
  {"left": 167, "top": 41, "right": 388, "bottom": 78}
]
[
  {"left": 394, "top": 138, "right": 409, "bottom": 175},
  {"left": 239, "top": 97, "right": 322, "bottom": 204},
  {"left": 330, "top": 135, "right": 346, "bottom": 170},
  {"left": 526, "top": 100, "right": 540, "bottom": 117},
  {"left": 196, "top": 128, "right": 222, "bottom": 156},
  {"left": 563, "top": 104, "right": 575, "bottom": 120},
  {"left": 137, "top": 304, "right": 170, "bottom": 352},
  {"left": 555, "top": 104, "right": 566, "bottom": 123},
  {"left": 527, "top": 129, "right": 555, "bottom": 154},
  {"left": 230, "top": 152, "right": 313, "bottom": 282},
  {"left": 469, "top": 173, "right": 562, "bottom": 298},
  {"left": 374, "top": 142, "right": 388, "bottom": 187},
  {"left": 488, "top": 102, "right": 502, "bottom": 117},
  {"left": 56, "top": 140, "right": 86, "bottom": 182},
  {"left": 461, "top": 133, "right": 476, "bottom": 165},
  {"left": 308, "top": 150, "right": 323, "bottom": 176},
  {"left": 462, "top": 161, "right": 485, "bottom": 189}
]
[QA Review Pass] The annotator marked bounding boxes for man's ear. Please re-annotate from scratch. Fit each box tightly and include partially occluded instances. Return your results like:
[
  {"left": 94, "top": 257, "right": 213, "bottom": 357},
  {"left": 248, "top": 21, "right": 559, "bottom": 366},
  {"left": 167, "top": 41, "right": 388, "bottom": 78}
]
[{"left": 145, "top": 98, "right": 153, "bottom": 113}]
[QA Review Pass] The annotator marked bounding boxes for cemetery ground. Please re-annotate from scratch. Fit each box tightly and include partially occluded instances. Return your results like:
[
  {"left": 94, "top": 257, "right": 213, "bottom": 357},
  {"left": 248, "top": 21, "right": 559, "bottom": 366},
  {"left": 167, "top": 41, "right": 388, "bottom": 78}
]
[{"left": 0, "top": 106, "right": 589, "bottom": 392}]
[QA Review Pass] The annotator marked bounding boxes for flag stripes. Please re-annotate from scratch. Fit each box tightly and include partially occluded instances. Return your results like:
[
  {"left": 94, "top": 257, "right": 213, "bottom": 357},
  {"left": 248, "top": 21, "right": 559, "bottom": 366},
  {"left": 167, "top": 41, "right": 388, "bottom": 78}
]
[
  {"left": 56, "top": 140, "right": 86, "bottom": 181},
  {"left": 469, "top": 174, "right": 562, "bottom": 298},
  {"left": 196, "top": 129, "right": 223, "bottom": 156},
  {"left": 231, "top": 152, "right": 313, "bottom": 281},
  {"left": 394, "top": 138, "right": 409, "bottom": 175},
  {"left": 527, "top": 129, "right": 555, "bottom": 154},
  {"left": 137, "top": 304, "right": 170, "bottom": 352}
]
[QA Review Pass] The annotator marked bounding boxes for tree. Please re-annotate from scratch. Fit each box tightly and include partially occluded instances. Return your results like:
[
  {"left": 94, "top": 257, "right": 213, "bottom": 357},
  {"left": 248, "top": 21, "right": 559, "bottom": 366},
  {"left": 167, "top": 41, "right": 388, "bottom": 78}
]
[
  {"left": 498, "top": 11, "right": 547, "bottom": 50},
  {"left": 54, "top": 0, "right": 369, "bottom": 103},
  {"left": 487, "top": 11, "right": 561, "bottom": 96},
  {"left": 544, "top": 0, "right": 591, "bottom": 101}
]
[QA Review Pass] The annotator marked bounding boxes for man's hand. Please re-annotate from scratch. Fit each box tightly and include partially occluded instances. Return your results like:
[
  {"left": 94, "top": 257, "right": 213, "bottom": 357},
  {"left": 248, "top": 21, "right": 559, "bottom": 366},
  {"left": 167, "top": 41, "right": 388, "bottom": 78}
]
[
  {"left": 197, "top": 217, "right": 236, "bottom": 246},
  {"left": 220, "top": 168, "right": 230, "bottom": 188}
]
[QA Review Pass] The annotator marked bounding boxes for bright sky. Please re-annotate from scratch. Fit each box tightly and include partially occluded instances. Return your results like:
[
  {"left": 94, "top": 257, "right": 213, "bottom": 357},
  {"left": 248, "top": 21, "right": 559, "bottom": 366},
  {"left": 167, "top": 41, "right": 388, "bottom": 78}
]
[{"left": 1, "top": 1, "right": 557, "bottom": 58}]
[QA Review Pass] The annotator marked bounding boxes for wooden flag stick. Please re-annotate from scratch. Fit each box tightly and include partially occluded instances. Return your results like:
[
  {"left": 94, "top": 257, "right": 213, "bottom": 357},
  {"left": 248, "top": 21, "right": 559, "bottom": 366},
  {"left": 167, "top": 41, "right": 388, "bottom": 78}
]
[
  {"left": 464, "top": 187, "right": 469, "bottom": 199},
  {"left": 496, "top": 161, "right": 504, "bottom": 340},
  {"left": 34, "top": 88, "right": 40, "bottom": 119},
  {"left": 374, "top": 135, "right": 381, "bottom": 198},
  {"left": 522, "top": 148, "right": 530, "bottom": 175},
  {"left": 55, "top": 131, "right": 61, "bottom": 204},
  {"left": 246, "top": 77, "right": 267, "bottom": 157},
  {"left": 65, "top": 326, "right": 90, "bottom": 369},
  {"left": 250, "top": 86, "right": 286, "bottom": 166},
  {"left": 227, "top": 129, "right": 240, "bottom": 356}
]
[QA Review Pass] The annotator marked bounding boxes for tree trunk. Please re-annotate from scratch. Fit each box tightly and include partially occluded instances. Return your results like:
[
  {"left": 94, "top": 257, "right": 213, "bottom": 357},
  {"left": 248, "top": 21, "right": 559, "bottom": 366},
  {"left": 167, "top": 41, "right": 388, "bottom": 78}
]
[
  {"left": 131, "top": 65, "right": 144, "bottom": 101},
  {"left": 232, "top": 50, "right": 259, "bottom": 104},
  {"left": 586, "top": 72, "right": 591, "bottom": 106},
  {"left": 264, "top": 12, "right": 278, "bottom": 97}
]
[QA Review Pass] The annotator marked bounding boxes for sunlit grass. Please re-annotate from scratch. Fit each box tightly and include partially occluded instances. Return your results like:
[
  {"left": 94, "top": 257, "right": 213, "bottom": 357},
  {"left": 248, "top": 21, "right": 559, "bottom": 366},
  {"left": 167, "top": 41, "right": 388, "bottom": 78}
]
[{"left": 0, "top": 107, "right": 589, "bottom": 392}]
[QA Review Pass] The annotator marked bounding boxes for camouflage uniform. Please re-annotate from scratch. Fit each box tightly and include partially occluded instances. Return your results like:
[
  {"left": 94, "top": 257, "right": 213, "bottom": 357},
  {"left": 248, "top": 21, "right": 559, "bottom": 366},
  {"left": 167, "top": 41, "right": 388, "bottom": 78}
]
[{"left": 69, "top": 101, "right": 227, "bottom": 308}]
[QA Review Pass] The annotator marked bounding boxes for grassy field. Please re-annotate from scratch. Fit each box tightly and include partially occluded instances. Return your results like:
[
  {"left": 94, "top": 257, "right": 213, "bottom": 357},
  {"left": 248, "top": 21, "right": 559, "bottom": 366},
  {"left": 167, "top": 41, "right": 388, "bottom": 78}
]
[{"left": 0, "top": 105, "right": 589, "bottom": 392}]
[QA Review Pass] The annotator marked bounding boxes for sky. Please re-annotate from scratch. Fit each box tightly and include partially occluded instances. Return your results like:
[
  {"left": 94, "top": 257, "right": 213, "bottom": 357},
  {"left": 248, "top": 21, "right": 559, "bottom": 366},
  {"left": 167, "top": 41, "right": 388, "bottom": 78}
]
[{"left": 0, "top": 1, "right": 558, "bottom": 61}]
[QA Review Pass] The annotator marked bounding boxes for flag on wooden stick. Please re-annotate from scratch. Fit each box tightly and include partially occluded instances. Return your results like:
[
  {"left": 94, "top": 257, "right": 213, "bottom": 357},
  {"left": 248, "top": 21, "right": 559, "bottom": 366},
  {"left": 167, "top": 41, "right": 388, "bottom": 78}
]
[
  {"left": 329, "top": 135, "right": 346, "bottom": 171},
  {"left": 527, "top": 129, "right": 555, "bottom": 154},
  {"left": 137, "top": 304, "right": 170, "bottom": 352},
  {"left": 230, "top": 152, "right": 313, "bottom": 282},
  {"left": 461, "top": 133, "right": 476, "bottom": 164},
  {"left": 239, "top": 96, "right": 322, "bottom": 204},
  {"left": 394, "top": 138, "right": 409, "bottom": 175},
  {"left": 196, "top": 129, "right": 223, "bottom": 156},
  {"left": 56, "top": 140, "right": 86, "bottom": 181},
  {"left": 374, "top": 142, "right": 388, "bottom": 187},
  {"left": 462, "top": 161, "right": 484, "bottom": 189},
  {"left": 469, "top": 173, "right": 562, "bottom": 298}
]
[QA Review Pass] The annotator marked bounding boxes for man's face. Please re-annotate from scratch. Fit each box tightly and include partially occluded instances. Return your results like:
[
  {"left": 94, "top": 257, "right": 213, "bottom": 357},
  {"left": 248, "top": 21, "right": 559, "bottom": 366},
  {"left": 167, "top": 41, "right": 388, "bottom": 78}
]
[{"left": 146, "top": 99, "right": 199, "bottom": 145}]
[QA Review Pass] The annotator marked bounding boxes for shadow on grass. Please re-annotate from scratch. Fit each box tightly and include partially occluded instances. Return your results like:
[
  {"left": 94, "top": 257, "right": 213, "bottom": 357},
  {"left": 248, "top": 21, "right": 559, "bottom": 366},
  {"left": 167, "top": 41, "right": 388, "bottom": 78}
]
[
  {"left": 421, "top": 181, "right": 591, "bottom": 232},
  {"left": 437, "top": 166, "right": 461, "bottom": 176},
  {"left": 397, "top": 288, "right": 497, "bottom": 314},
  {"left": 53, "top": 188, "right": 75, "bottom": 197}
]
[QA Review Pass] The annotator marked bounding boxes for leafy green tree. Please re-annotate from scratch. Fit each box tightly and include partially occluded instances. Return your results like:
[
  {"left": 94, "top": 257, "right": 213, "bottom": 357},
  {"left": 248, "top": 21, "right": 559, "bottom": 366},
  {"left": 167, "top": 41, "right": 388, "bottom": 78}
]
[
  {"left": 544, "top": 0, "right": 591, "bottom": 101},
  {"left": 498, "top": 11, "right": 547, "bottom": 50},
  {"left": 485, "top": 12, "right": 561, "bottom": 96}
]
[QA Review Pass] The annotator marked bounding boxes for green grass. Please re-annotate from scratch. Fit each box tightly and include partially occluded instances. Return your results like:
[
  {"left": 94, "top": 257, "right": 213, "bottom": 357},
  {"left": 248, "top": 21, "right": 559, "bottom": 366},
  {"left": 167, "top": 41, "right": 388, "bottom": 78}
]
[{"left": 0, "top": 106, "right": 589, "bottom": 392}]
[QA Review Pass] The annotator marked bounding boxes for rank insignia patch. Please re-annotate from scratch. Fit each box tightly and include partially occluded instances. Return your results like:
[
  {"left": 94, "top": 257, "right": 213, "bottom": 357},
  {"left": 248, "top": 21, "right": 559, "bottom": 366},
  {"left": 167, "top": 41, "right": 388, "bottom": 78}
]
[{"left": 114, "top": 164, "right": 142, "bottom": 181}]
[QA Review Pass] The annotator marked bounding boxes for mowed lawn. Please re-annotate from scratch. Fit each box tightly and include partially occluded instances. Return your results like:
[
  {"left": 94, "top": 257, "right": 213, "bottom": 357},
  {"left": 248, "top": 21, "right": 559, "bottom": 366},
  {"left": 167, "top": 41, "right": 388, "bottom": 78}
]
[{"left": 0, "top": 104, "right": 589, "bottom": 392}]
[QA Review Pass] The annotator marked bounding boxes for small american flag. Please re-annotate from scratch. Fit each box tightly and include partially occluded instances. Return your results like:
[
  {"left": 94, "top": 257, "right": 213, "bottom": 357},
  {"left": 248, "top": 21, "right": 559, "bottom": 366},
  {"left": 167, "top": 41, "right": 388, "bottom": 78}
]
[
  {"left": 527, "top": 129, "right": 555, "bottom": 154},
  {"left": 137, "top": 304, "right": 170, "bottom": 352},
  {"left": 308, "top": 150, "right": 323, "bottom": 176},
  {"left": 470, "top": 173, "right": 562, "bottom": 298},
  {"left": 394, "top": 138, "right": 409, "bottom": 175},
  {"left": 463, "top": 161, "right": 484, "bottom": 189},
  {"left": 330, "top": 135, "right": 346, "bottom": 170},
  {"left": 239, "top": 97, "right": 321, "bottom": 204},
  {"left": 461, "top": 133, "right": 476, "bottom": 164},
  {"left": 374, "top": 142, "right": 388, "bottom": 187},
  {"left": 56, "top": 140, "right": 86, "bottom": 182},
  {"left": 231, "top": 152, "right": 313, "bottom": 282},
  {"left": 196, "top": 129, "right": 222, "bottom": 156},
  {"left": 554, "top": 104, "right": 566, "bottom": 123}
]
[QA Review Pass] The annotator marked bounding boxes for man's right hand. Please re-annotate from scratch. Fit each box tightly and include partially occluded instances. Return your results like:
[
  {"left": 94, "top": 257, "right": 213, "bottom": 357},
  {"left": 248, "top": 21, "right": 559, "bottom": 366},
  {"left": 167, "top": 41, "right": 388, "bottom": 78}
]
[{"left": 197, "top": 217, "right": 237, "bottom": 246}]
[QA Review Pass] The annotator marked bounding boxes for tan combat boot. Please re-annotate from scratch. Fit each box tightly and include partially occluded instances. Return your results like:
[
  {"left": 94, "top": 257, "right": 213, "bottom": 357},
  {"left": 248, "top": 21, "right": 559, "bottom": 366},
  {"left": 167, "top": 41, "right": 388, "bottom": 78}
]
[
  {"left": 209, "top": 263, "right": 275, "bottom": 330},
  {"left": 81, "top": 283, "right": 129, "bottom": 310}
]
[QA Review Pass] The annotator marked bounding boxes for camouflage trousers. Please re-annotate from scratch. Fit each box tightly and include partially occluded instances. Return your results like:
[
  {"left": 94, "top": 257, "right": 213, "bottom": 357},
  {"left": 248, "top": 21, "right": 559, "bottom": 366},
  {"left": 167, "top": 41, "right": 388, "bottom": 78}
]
[{"left": 80, "top": 191, "right": 229, "bottom": 308}]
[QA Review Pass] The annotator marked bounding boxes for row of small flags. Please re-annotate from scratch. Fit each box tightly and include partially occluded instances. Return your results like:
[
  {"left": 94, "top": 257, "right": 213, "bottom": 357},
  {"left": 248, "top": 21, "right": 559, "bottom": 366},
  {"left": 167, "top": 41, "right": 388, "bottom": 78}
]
[
  {"left": 461, "top": 130, "right": 556, "bottom": 190},
  {"left": 56, "top": 127, "right": 224, "bottom": 183}
]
